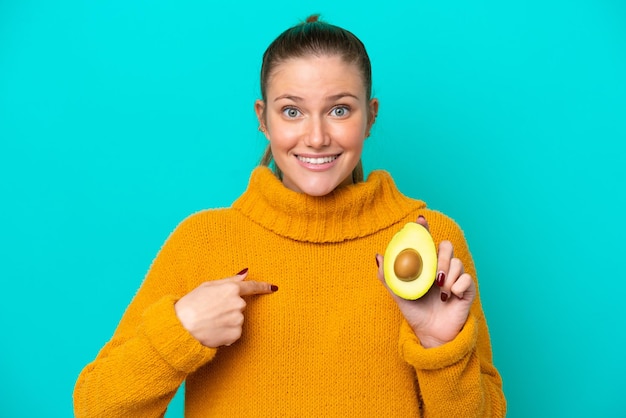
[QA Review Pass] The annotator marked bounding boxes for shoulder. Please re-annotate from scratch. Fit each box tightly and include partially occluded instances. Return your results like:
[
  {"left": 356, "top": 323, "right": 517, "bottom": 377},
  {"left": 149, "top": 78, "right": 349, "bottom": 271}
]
[
  {"left": 412, "top": 208, "right": 476, "bottom": 275},
  {"left": 164, "top": 207, "right": 240, "bottom": 245},
  {"left": 372, "top": 171, "right": 467, "bottom": 247},
  {"left": 418, "top": 209, "right": 466, "bottom": 245},
  {"left": 178, "top": 207, "right": 234, "bottom": 227}
]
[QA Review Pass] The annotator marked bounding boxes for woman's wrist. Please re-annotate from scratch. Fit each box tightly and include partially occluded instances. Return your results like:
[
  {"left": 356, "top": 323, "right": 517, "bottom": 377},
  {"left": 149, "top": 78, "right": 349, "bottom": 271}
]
[{"left": 415, "top": 334, "right": 447, "bottom": 349}]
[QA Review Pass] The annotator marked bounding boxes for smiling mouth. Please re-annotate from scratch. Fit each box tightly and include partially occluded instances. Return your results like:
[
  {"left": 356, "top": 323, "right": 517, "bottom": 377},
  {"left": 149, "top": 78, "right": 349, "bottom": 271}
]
[{"left": 296, "top": 155, "right": 340, "bottom": 165}]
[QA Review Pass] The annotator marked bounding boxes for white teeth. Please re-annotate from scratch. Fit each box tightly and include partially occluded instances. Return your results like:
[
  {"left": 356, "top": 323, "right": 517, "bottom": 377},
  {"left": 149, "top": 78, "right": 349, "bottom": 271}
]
[{"left": 297, "top": 155, "right": 338, "bottom": 164}]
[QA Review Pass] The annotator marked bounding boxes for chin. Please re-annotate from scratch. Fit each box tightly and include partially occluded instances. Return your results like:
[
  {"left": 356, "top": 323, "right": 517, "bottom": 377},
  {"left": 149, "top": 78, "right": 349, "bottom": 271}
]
[
  {"left": 282, "top": 169, "right": 354, "bottom": 196},
  {"left": 303, "top": 188, "right": 335, "bottom": 197},
  {"left": 300, "top": 180, "right": 347, "bottom": 196}
]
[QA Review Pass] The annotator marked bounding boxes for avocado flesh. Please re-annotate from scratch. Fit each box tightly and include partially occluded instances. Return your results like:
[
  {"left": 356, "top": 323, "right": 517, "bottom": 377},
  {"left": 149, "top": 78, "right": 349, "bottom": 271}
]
[{"left": 383, "top": 223, "right": 437, "bottom": 300}]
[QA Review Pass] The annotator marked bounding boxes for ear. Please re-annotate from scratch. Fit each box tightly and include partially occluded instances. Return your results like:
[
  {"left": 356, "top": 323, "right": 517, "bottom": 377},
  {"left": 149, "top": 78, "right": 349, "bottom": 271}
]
[
  {"left": 254, "top": 100, "right": 269, "bottom": 139},
  {"left": 366, "top": 98, "right": 379, "bottom": 137}
]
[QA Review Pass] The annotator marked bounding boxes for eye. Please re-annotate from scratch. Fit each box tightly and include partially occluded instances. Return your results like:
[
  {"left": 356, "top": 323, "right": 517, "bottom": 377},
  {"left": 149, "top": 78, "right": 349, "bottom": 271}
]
[
  {"left": 282, "top": 107, "right": 301, "bottom": 118},
  {"left": 331, "top": 106, "right": 350, "bottom": 118}
]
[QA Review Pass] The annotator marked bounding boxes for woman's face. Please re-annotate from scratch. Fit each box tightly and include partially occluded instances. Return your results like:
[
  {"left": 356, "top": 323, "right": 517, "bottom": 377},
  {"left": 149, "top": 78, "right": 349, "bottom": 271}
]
[{"left": 256, "top": 54, "right": 378, "bottom": 196}]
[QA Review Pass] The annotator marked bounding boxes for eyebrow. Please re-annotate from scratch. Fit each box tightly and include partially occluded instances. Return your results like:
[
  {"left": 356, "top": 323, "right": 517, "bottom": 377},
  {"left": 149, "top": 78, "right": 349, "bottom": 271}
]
[{"left": 273, "top": 92, "right": 360, "bottom": 102}]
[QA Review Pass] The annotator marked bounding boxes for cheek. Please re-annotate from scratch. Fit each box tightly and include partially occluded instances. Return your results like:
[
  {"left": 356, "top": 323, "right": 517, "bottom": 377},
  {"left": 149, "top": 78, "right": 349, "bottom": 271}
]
[
  {"left": 339, "top": 120, "right": 368, "bottom": 143},
  {"left": 269, "top": 125, "right": 300, "bottom": 147}
]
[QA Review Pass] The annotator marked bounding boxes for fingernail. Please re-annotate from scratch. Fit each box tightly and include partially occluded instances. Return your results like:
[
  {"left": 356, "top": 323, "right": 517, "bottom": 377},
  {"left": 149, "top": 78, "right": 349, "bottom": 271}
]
[
  {"left": 418, "top": 215, "right": 425, "bottom": 220},
  {"left": 436, "top": 271, "right": 445, "bottom": 287},
  {"left": 441, "top": 292, "right": 449, "bottom": 302},
  {"left": 375, "top": 254, "right": 380, "bottom": 268},
  {"left": 236, "top": 268, "right": 249, "bottom": 276},
  {"left": 270, "top": 285, "right": 279, "bottom": 292}
]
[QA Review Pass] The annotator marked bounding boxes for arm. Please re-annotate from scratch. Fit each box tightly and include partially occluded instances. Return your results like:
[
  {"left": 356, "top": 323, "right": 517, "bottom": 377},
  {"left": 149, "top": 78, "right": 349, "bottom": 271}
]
[
  {"left": 376, "top": 213, "right": 506, "bottom": 417},
  {"left": 398, "top": 299, "right": 505, "bottom": 417},
  {"left": 74, "top": 215, "right": 277, "bottom": 417},
  {"left": 73, "top": 218, "right": 217, "bottom": 417}
]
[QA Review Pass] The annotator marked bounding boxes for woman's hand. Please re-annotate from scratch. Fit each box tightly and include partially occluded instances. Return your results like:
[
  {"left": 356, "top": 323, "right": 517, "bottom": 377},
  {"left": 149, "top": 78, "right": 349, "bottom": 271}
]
[
  {"left": 174, "top": 269, "right": 277, "bottom": 348},
  {"left": 376, "top": 217, "right": 476, "bottom": 348}
]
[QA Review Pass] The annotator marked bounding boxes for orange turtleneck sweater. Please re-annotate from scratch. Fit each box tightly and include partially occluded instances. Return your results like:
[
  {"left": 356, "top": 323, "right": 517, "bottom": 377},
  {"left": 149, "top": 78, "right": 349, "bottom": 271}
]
[{"left": 74, "top": 166, "right": 505, "bottom": 417}]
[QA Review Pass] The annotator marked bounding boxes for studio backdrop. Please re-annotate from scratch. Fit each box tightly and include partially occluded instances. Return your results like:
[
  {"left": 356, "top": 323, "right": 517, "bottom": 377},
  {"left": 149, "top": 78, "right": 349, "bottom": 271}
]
[{"left": 1, "top": 1, "right": 625, "bottom": 417}]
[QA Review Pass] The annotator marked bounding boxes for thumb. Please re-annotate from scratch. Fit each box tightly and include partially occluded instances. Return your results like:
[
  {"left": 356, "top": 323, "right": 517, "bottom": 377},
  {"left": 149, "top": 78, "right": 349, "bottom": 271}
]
[
  {"left": 226, "top": 268, "right": 249, "bottom": 282},
  {"left": 205, "top": 270, "right": 247, "bottom": 287},
  {"left": 415, "top": 215, "right": 430, "bottom": 233}
]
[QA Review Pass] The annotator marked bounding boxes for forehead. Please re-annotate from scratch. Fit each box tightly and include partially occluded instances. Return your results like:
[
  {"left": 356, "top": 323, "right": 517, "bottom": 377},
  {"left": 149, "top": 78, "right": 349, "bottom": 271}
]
[{"left": 266, "top": 55, "right": 365, "bottom": 97}]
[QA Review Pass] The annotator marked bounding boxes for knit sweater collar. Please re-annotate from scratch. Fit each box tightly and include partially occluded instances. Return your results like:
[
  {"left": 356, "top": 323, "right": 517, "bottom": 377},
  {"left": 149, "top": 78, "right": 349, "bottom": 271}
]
[{"left": 232, "top": 166, "right": 425, "bottom": 243}]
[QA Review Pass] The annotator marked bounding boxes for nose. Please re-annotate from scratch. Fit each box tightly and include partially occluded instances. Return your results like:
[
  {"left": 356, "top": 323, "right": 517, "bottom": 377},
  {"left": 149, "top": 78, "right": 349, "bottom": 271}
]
[{"left": 304, "top": 116, "right": 330, "bottom": 149}]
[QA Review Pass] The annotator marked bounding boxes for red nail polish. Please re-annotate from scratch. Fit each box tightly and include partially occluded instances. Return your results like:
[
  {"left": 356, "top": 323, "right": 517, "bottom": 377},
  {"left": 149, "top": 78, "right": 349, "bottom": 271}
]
[
  {"left": 441, "top": 292, "right": 449, "bottom": 302},
  {"left": 236, "top": 268, "right": 249, "bottom": 275},
  {"left": 271, "top": 285, "right": 279, "bottom": 292},
  {"left": 436, "top": 271, "right": 445, "bottom": 287},
  {"left": 375, "top": 254, "right": 380, "bottom": 268}
]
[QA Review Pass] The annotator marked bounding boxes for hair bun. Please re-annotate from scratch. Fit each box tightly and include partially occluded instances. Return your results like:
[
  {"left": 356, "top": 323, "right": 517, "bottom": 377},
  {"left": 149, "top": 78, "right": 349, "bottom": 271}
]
[{"left": 305, "top": 14, "right": 320, "bottom": 23}]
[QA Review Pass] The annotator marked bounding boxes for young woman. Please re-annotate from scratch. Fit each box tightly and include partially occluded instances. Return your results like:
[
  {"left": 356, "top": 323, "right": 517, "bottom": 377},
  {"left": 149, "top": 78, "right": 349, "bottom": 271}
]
[{"left": 74, "top": 15, "right": 506, "bottom": 417}]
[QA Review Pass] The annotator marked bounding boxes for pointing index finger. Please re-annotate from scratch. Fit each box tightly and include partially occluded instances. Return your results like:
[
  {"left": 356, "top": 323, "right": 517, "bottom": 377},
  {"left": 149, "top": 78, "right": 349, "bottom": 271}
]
[{"left": 238, "top": 280, "right": 278, "bottom": 296}]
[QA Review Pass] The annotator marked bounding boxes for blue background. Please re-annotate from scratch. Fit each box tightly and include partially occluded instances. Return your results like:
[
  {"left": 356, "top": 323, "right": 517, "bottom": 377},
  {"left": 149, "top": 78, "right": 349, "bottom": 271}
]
[{"left": 1, "top": 1, "right": 625, "bottom": 417}]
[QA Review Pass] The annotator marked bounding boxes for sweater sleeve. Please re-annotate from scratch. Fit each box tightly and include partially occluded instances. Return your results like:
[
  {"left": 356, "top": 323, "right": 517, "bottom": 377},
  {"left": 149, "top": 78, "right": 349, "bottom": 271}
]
[
  {"left": 73, "top": 216, "right": 217, "bottom": 417},
  {"left": 398, "top": 211, "right": 506, "bottom": 417}
]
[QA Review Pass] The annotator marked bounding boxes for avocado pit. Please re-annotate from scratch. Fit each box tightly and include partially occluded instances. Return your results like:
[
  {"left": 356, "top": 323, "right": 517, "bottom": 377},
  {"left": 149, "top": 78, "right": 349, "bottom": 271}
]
[{"left": 393, "top": 248, "right": 423, "bottom": 282}]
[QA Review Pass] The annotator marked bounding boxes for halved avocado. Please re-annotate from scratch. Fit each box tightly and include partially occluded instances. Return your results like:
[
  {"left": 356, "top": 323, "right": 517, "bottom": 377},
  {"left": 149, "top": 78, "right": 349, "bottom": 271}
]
[{"left": 383, "top": 223, "right": 437, "bottom": 300}]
